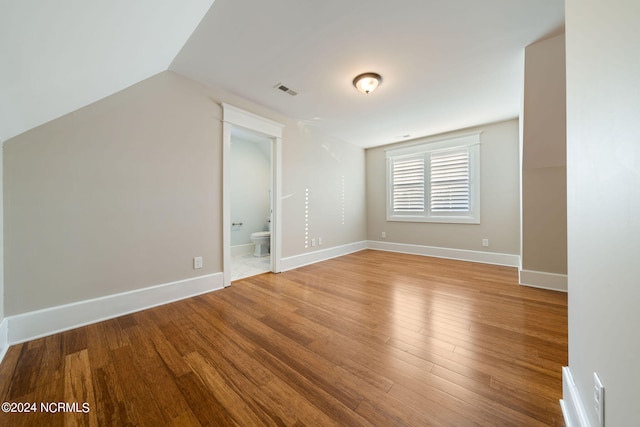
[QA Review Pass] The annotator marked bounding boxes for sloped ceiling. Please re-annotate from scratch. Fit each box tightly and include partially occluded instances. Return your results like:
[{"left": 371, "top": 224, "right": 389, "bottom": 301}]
[
  {"left": 0, "top": 0, "right": 215, "bottom": 142},
  {"left": 1, "top": 0, "right": 564, "bottom": 148}
]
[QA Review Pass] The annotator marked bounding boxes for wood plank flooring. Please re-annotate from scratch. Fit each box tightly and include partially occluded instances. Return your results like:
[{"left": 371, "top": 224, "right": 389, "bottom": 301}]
[{"left": 0, "top": 250, "right": 567, "bottom": 426}]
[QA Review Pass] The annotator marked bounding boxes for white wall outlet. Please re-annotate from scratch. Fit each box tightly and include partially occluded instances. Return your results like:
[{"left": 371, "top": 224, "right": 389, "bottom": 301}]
[
  {"left": 482, "top": 238, "right": 489, "bottom": 247},
  {"left": 193, "top": 256, "right": 203, "bottom": 269},
  {"left": 381, "top": 231, "right": 386, "bottom": 239},
  {"left": 318, "top": 237, "right": 323, "bottom": 246},
  {"left": 594, "top": 372, "right": 605, "bottom": 426},
  {"left": 311, "top": 238, "right": 317, "bottom": 247}
]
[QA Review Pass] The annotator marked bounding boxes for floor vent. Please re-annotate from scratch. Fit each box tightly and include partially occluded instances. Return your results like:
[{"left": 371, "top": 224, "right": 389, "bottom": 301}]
[{"left": 274, "top": 83, "right": 299, "bottom": 96}]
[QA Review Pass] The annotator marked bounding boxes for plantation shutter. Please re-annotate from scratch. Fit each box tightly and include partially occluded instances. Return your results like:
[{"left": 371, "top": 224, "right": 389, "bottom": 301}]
[
  {"left": 386, "top": 132, "right": 479, "bottom": 223},
  {"left": 429, "top": 147, "right": 471, "bottom": 212},
  {"left": 391, "top": 156, "right": 425, "bottom": 213}
]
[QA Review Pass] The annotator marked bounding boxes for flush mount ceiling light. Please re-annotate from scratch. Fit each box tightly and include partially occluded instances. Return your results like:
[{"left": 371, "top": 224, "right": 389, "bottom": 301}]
[{"left": 353, "top": 72, "right": 382, "bottom": 94}]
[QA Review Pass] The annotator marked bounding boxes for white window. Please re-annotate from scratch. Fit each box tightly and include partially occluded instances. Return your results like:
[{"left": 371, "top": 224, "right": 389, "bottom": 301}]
[{"left": 386, "top": 133, "right": 480, "bottom": 223}]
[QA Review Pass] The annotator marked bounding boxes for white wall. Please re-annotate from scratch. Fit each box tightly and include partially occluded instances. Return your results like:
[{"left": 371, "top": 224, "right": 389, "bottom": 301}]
[
  {"left": 522, "top": 34, "right": 567, "bottom": 276},
  {"left": 281, "top": 124, "right": 367, "bottom": 257},
  {"left": 565, "top": 0, "right": 640, "bottom": 425},
  {"left": 4, "top": 72, "right": 221, "bottom": 315},
  {"left": 0, "top": 140, "right": 4, "bottom": 357},
  {"left": 0, "top": 140, "right": 4, "bottom": 320},
  {"left": 230, "top": 137, "right": 270, "bottom": 246},
  {"left": 3, "top": 70, "right": 368, "bottom": 317},
  {"left": 366, "top": 119, "right": 520, "bottom": 256}
]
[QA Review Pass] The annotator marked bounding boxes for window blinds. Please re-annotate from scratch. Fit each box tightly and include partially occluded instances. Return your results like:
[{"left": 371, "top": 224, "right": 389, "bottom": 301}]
[
  {"left": 391, "top": 156, "right": 425, "bottom": 212},
  {"left": 429, "top": 148, "right": 471, "bottom": 212},
  {"left": 385, "top": 131, "right": 480, "bottom": 223}
]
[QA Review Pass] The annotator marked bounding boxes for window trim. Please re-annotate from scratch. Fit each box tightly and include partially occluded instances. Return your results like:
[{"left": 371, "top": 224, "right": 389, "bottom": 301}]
[{"left": 385, "top": 132, "right": 481, "bottom": 224}]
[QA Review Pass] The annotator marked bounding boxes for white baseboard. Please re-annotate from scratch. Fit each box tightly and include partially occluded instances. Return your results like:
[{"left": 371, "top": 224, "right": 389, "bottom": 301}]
[
  {"left": 519, "top": 269, "right": 568, "bottom": 292},
  {"left": 231, "top": 243, "right": 254, "bottom": 256},
  {"left": 6, "top": 273, "right": 224, "bottom": 345},
  {"left": 560, "top": 366, "right": 590, "bottom": 427},
  {"left": 0, "top": 318, "right": 8, "bottom": 365},
  {"left": 367, "top": 240, "right": 520, "bottom": 267},
  {"left": 280, "top": 241, "right": 368, "bottom": 271},
  {"left": 0, "top": 240, "right": 557, "bottom": 360}
]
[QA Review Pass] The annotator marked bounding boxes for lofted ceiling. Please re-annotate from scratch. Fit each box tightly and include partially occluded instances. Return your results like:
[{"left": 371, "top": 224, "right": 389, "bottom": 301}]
[
  {"left": 1, "top": 0, "right": 564, "bottom": 148},
  {"left": 0, "top": 0, "right": 215, "bottom": 142}
]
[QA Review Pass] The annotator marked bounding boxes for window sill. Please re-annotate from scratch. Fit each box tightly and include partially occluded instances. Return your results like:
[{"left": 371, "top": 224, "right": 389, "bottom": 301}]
[{"left": 386, "top": 215, "right": 480, "bottom": 224}]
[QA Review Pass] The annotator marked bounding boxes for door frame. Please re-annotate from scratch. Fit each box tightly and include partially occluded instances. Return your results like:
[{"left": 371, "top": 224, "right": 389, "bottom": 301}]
[{"left": 222, "top": 103, "right": 283, "bottom": 287}]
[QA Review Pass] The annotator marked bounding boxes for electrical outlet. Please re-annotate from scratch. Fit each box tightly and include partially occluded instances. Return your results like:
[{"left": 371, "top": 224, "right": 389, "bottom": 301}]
[
  {"left": 318, "top": 237, "right": 323, "bottom": 246},
  {"left": 482, "top": 238, "right": 489, "bottom": 247},
  {"left": 311, "top": 238, "right": 317, "bottom": 247},
  {"left": 381, "top": 231, "right": 386, "bottom": 239},
  {"left": 193, "top": 256, "right": 203, "bottom": 269},
  {"left": 594, "top": 373, "right": 604, "bottom": 426}
]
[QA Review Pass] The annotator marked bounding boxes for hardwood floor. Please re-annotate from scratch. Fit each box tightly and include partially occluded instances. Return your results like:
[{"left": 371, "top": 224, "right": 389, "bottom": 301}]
[{"left": 0, "top": 250, "right": 567, "bottom": 426}]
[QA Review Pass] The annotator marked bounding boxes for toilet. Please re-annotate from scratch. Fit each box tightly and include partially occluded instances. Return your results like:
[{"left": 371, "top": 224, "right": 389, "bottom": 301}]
[{"left": 250, "top": 231, "right": 270, "bottom": 257}]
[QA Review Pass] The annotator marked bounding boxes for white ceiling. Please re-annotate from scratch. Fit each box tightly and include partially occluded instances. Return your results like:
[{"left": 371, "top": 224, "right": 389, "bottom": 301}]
[
  {"left": 1, "top": 0, "right": 564, "bottom": 148},
  {"left": 171, "top": 0, "right": 565, "bottom": 148},
  {"left": 0, "top": 0, "right": 215, "bottom": 142}
]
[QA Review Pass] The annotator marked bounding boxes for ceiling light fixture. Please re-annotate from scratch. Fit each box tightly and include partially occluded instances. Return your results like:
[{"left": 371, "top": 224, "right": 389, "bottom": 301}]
[{"left": 353, "top": 72, "right": 382, "bottom": 94}]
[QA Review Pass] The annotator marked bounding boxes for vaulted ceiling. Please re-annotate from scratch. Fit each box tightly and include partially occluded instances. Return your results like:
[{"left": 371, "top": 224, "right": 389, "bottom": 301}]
[
  {"left": 0, "top": 0, "right": 216, "bottom": 142},
  {"left": 1, "top": 0, "right": 564, "bottom": 148}
]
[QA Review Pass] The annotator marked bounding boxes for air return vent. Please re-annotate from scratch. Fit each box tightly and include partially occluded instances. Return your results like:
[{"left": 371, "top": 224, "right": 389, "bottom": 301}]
[{"left": 274, "top": 82, "right": 299, "bottom": 96}]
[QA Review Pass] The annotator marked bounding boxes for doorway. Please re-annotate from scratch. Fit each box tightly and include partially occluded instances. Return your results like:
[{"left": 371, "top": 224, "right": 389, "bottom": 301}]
[
  {"left": 229, "top": 128, "right": 271, "bottom": 280},
  {"left": 222, "top": 104, "right": 283, "bottom": 287}
]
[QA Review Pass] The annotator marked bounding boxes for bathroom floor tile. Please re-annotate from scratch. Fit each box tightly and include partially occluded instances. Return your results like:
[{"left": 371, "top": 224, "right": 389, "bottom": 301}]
[{"left": 231, "top": 253, "right": 271, "bottom": 281}]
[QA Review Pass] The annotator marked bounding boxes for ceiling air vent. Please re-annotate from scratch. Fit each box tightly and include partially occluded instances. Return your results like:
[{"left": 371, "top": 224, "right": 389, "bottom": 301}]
[{"left": 274, "top": 83, "right": 299, "bottom": 96}]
